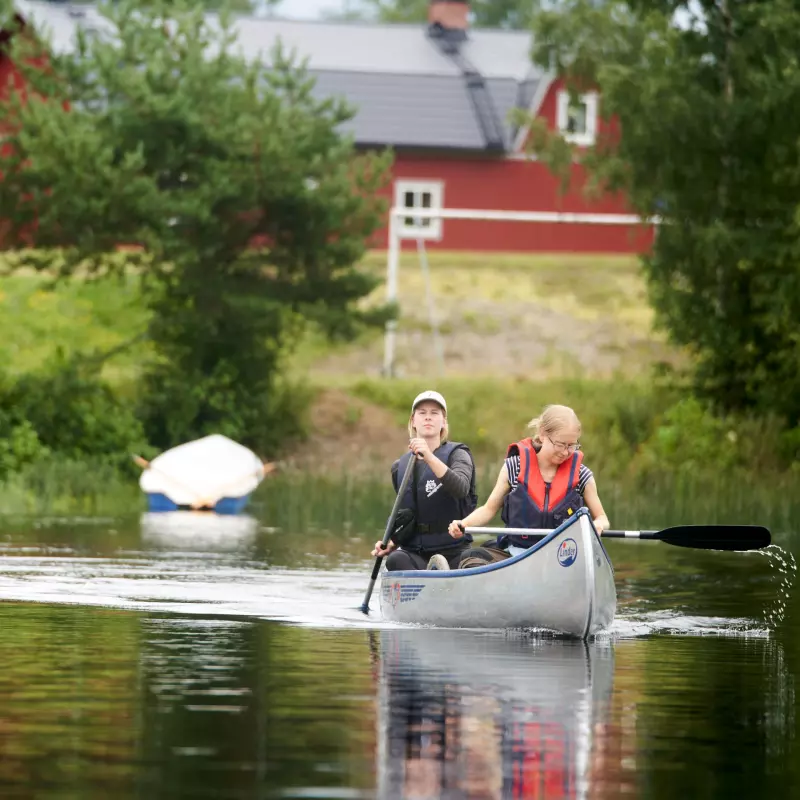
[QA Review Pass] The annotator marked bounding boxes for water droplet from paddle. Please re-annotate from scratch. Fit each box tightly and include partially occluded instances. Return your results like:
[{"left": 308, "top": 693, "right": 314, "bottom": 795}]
[{"left": 755, "top": 544, "right": 797, "bottom": 630}]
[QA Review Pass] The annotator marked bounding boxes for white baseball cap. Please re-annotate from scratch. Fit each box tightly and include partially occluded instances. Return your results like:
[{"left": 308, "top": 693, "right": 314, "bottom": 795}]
[{"left": 411, "top": 390, "right": 447, "bottom": 414}]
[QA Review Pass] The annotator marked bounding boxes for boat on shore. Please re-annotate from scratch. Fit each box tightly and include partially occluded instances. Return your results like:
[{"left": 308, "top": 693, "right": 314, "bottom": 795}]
[
  {"left": 379, "top": 509, "right": 616, "bottom": 638},
  {"left": 135, "top": 434, "right": 273, "bottom": 515}
]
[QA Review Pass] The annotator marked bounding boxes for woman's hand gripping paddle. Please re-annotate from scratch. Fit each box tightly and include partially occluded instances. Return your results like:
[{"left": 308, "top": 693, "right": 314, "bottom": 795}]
[{"left": 359, "top": 454, "right": 417, "bottom": 614}]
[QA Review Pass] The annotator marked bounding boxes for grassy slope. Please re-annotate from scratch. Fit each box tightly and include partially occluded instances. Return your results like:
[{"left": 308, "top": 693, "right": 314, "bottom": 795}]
[
  {"left": 1, "top": 251, "right": 673, "bottom": 381},
  {"left": 4, "top": 255, "right": 800, "bottom": 529},
  {"left": 294, "top": 251, "right": 680, "bottom": 382},
  {"left": 0, "top": 272, "right": 151, "bottom": 387},
  {"left": 0, "top": 251, "right": 680, "bottom": 472}
]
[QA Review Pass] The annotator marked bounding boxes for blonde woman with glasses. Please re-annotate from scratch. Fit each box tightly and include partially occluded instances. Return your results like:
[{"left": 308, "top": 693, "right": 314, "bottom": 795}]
[{"left": 448, "top": 404, "right": 609, "bottom": 567}]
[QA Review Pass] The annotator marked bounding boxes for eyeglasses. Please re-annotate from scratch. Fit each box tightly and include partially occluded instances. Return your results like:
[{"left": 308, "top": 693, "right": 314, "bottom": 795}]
[{"left": 547, "top": 436, "right": 581, "bottom": 453}]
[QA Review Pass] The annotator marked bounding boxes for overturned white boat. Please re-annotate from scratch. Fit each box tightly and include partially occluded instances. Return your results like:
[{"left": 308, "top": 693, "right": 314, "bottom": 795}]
[
  {"left": 379, "top": 510, "right": 616, "bottom": 638},
  {"left": 136, "top": 434, "right": 271, "bottom": 515}
]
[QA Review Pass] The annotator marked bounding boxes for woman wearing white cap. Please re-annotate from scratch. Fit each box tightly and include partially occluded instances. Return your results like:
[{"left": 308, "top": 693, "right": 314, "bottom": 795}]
[{"left": 371, "top": 390, "right": 478, "bottom": 571}]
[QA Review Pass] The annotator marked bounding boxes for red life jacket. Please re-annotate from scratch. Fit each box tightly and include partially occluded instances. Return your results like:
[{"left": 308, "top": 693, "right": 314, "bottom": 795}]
[{"left": 500, "top": 438, "right": 584, "bottom": 549}]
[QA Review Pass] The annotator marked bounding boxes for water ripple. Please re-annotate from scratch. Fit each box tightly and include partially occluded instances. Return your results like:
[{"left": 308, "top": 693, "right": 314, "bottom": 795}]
[{"left": 0, "top": 546, "right": 777, "bottom": 640}]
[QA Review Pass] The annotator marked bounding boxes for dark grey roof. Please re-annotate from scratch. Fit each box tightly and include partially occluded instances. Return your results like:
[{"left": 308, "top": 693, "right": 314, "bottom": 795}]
[
  {"left": 311, "top": 70, "right": 535, "bottom": 150},
  {"left": 14, "top": 1, "right": 542, "bottom": 152}
]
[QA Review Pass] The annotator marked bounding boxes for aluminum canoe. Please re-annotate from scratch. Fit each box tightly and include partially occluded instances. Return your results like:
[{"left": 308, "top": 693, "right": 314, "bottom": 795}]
[{"left": 379, "top": 510, "right": 616, "bottom": 638}]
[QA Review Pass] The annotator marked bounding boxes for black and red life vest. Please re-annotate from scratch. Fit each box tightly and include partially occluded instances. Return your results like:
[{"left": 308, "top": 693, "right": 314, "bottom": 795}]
[{"left": 500, "top": 438, "right": 585, "bottom": 549}]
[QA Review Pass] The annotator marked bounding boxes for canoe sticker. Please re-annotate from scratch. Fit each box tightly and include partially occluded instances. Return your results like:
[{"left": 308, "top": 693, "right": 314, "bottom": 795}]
[
  {"left": 557, "top": 538, "right": 578, "bottom": 567},
  {"left": 383, "top": 582, "right": 425, "bottom": 608}
]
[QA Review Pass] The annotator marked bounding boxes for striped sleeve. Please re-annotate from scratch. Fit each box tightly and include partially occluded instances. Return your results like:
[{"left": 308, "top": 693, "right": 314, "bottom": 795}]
[
  {"left": 577, "top": 464, "right": 594, "bottom": 495},
  {"left": 505, "top": 455, "right": 521, "bottom": 488},
  {"left": 506, "top": 456, "right": 593, "bottom": 496}
]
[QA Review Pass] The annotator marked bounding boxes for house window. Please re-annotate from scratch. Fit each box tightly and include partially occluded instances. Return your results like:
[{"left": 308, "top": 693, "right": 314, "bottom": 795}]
[
  {"left": 394, "top": 180, "right": 444, "bottom": 240},
  {"left": 556, "top": 90, "right": 598, "bottom": 146}
]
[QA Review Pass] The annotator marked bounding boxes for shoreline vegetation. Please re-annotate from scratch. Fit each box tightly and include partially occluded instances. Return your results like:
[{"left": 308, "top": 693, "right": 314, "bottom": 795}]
[{"left": 1, "top": 250, "right": 798, "bottom": 532}]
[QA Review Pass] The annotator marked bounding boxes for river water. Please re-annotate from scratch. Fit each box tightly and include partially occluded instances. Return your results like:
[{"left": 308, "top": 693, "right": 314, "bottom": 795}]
[{"left": 0, "top": 510, "right": 797, "bottom": 798}]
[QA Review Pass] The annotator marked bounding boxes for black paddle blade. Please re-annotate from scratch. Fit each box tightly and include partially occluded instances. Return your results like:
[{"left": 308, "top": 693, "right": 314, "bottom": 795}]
[{"left": 659, "top": 524, "right": 771, "bottom": 551}]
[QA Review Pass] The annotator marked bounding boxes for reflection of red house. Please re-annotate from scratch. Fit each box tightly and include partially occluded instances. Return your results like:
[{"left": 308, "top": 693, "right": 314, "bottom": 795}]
[{"left": 4, "top": 0, "right": 652, "bottom": 254}]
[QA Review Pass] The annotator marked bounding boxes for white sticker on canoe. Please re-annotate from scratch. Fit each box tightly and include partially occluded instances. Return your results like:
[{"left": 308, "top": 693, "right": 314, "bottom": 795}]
[{"left": 557, "top": 538, "right": 578, "bottom": 567}]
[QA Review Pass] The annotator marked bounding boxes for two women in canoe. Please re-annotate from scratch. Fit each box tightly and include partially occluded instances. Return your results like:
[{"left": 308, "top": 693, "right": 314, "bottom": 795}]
[
  {"left": 448, "top": 404, "right": 610, "bottom": 569},
  {"left": 371, "top": 390, "right": 478, "bottom": 571}
]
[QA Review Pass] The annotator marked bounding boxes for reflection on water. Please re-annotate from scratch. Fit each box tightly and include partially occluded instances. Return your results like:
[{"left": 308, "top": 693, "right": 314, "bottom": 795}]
[
  {"left": 0, "top": 512, "right": 797, "bottom": 797},
  {"left": 0, "top": 603, "right": 795, "bottom": 798},
  {"left": 374, "top": 630, "right": 615, "bottom": 799},
  {"left": 140, "top": 511, "right": 261, "bottom": 551},
  {"left": 374, "top": 630, "right": 797, "bottom": 799}
]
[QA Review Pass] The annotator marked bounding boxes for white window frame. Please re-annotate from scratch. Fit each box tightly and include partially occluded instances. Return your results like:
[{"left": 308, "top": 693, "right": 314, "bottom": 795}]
[
  {"left": 394, "top": 180, "right": 444, "bottom": 241},
  {"left": 556, "top": 90, "right": 598, "bottom": 147}
]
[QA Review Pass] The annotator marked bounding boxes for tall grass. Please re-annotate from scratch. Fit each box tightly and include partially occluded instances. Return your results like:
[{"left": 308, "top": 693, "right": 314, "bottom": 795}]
[
  {"left": 252, "top": 468, "right": 799, "bottom": 541},
  {"left": 0, "top": 270, "right": 150, "bottom": 385},
  {"left": 0, "top": 462, "right": 794, "bottom": 544},
  {"left": 1, "top": 252, "right": 796, "bottom": 536},
  {"left": 0, "top": 460, "right": 141, "bottom": 517}
]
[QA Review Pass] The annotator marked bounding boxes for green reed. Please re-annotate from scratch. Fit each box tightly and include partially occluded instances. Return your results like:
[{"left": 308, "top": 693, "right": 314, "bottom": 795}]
[
  {"left": 1, "top": 461, "right": 795, "bottom": 545},
  {"left": 0, "top": 459, "right": 141, "bottom": 517},
  {"left": 252, "top": 466, "right": 800, "bottom": 542}
]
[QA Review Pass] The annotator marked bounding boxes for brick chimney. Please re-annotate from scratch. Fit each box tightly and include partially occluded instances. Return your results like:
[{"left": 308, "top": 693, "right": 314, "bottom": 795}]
[{"left": 428, "top": 0, "right": 469, "bottom": 32}]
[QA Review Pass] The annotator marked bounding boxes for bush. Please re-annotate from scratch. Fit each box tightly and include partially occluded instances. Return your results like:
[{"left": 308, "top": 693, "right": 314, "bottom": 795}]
[
  {"left": 0, "top": 357, "right": 149, "bottom": 476},
  {"left": 629, "top": 396, "right": 794, "bottom": 483},
  {"left": 139, "top": 358, "right": 313, "bottom": 459},
  {"left": 0, "top": 417, "right": 48, "bottom": 480}
]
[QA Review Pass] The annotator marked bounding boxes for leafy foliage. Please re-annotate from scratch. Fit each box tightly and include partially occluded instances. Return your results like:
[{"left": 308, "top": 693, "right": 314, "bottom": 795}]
[
  {"left": 528, "top": 0, "right": 800, "bottom": 425},
  {"left": 0, "top": 0, "right": 392, "bottom": 454},
  {"left": 0, "top": 357, "right": 147, "bottom": 480}
]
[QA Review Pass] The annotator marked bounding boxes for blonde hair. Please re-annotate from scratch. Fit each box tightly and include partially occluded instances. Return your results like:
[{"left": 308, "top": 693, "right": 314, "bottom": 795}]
[
  {"left": 527, "top": 404, "right": 581, "bottom": 445},
  {"left": 408, "top": 407, "right": 449, "bottom": 445}
]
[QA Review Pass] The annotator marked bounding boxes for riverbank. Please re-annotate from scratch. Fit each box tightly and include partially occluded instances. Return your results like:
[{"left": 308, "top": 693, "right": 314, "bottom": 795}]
[
  {"left": 1, "top": 248, "right": 683, "bottom": 473},
  {"left": 1, "top": 250, "right": 677, "bottom": 386},
  {"left": 1, "top": 250, "right": 797, "bottom": 528}
]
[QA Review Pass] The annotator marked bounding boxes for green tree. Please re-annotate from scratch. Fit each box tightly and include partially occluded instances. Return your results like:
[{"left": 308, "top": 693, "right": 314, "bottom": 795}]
[
  {"left": 0, "top": 0, "right": 391, "bottom": 455},
  {"left": 0, "top": 356, "right": 148, "bottom": 476},
  {"left": 328, "top": 0, "right": 532, "bottom": 28},
  {"left": 527, "top": 0, "right": 800, "bottom": 425}
]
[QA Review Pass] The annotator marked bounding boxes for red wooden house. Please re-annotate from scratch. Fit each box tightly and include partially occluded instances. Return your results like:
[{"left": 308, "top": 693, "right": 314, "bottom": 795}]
[{"left": 4, "top": 0, "right": 651, "bottom": 254}]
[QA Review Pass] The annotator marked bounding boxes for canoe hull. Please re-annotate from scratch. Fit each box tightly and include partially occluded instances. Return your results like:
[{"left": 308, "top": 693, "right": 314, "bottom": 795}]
[{"left": 379, "top": 511, "right": 616, "bottom": 638}]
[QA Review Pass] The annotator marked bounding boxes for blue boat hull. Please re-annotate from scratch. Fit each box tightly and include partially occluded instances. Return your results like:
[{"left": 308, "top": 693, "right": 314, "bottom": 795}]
[{"left": 145, "top": 492, "right": 251, "bottom": 515}]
